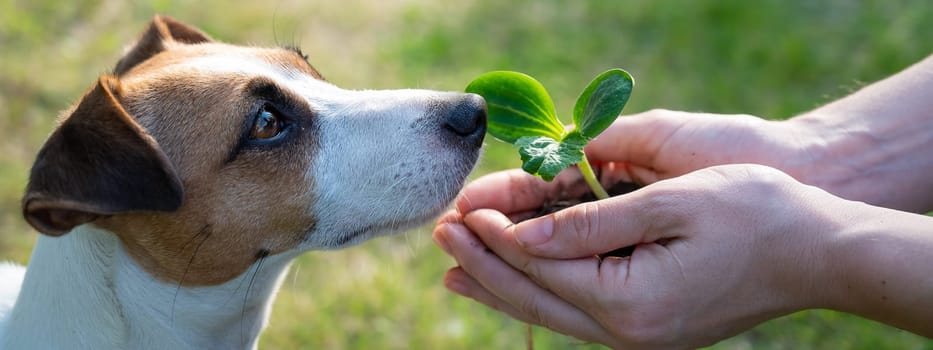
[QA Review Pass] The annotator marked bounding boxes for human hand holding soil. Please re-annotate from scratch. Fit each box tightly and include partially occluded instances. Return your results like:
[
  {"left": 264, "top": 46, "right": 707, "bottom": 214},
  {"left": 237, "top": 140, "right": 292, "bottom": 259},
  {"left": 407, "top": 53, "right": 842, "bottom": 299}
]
[{"left": 435, "top": 162, "right": 933, "bottom": 348}]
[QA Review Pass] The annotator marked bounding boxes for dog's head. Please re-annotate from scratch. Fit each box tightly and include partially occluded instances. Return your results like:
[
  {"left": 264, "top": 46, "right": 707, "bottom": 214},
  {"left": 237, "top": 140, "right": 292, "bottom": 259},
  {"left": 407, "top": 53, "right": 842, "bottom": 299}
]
[{"left": 21, "top": 16, "right": 485, "bottom": 285}]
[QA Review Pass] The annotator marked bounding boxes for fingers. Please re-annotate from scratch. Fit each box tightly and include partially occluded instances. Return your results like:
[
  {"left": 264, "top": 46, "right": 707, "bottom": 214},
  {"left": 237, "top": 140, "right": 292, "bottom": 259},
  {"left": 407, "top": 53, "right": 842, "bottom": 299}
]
[
  {"left": 456, "top": 210, "right": 642, "bottom": 329},
  {"left": 460, "top": 210, "right": 611, "bottom": 294},
  {"left": 442, "top": 267, "right": 535, "bottom": 324},
  {"left": 436, "top": 209, "right": 462, "bottom": 225},
  {"left": 434, "top": 221, "right": 619, "bottom": 346},
  {"left": 455, "top": 169, "right": 590, "bottom": 215},
  {"left": 510, "top": 189, "right": 666, "bottom": 258}
]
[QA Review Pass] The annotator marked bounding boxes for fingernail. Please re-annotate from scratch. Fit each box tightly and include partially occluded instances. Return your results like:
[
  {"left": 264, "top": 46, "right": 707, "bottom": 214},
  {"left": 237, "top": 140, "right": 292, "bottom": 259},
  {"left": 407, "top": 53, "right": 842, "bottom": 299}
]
[
  {"left": 445, "top": 277, "right": 469, "bottom": 296},
  {"left": 436, "top": 210, "right": 462, "bottom": 225},
  {"left": 433, "top": 227, "right": 453, "bottom": 255},
  {"left": 514, "top": 216, "right": 553, "bottom": 247}
]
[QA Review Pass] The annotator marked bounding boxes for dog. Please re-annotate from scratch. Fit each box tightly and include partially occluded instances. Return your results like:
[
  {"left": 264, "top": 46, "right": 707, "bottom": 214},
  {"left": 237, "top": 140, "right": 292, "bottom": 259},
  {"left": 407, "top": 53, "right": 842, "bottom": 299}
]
[{"left": 0, "top": 15, "right": 485, "bottom": 349}]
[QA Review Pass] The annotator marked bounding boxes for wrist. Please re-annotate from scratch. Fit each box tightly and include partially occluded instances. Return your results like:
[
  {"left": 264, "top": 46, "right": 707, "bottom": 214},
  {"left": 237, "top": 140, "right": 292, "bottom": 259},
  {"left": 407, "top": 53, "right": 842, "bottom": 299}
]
[
  {"left": 784, "top": 110, "right": 933, "bottom": 212},
  {"left": 820, "top": 204, "right": 933, "bottom": 335},
  {"left": 766, "top": 116, "right": 831, "bottom": 184},
  {"left": 759, "top": 183, "right": 856, "bottom": 313},
  {"left": 821, "top": 204, "right": 881, "bottom": 311},
  {"left": 780, "top": 112, "right": 883, "bottom": 204}
]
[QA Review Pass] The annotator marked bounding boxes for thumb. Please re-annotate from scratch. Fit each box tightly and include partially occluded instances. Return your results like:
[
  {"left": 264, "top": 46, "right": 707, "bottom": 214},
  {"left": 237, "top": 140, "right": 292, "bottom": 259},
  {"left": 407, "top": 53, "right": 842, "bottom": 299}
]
[{"left": 513, "top": 194, "right": 655, "bottom": 259}]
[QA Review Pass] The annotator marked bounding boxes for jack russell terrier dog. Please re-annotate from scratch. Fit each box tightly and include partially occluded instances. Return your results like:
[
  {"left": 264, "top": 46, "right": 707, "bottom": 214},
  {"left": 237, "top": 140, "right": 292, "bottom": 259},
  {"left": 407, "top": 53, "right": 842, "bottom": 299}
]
[{"left": 0, "top": 15, "right": 485, "bottom": 349}]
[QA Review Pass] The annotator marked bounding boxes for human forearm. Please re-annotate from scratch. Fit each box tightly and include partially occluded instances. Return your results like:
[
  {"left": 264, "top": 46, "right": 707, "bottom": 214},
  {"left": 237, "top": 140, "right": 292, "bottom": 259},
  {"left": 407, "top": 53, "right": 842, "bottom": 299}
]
[
  {"left": 787, "top": 54, "right": 933, "bottom": 212},
  {"left": 818, "top": 202, "right": 933, "bottom": 336}
]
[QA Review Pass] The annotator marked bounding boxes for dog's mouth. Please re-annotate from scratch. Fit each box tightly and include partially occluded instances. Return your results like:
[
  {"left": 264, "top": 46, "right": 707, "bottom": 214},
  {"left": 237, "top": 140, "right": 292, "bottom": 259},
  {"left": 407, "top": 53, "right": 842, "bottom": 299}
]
[
  {"left": 328, "top": 165, "right": 476, "bottom": 249},
  {"left": 327, "top": 208, "right": 444, "bottom": 248}
]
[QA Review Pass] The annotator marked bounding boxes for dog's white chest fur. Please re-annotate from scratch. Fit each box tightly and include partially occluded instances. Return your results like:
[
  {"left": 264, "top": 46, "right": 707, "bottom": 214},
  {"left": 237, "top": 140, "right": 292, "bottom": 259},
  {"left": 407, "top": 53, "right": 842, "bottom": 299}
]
[
  {"left": 0, "top": 226, "right": 294, "bottom": 349},
  {"left": 0, "top": 262, "right": 25, "bottom": 343}
]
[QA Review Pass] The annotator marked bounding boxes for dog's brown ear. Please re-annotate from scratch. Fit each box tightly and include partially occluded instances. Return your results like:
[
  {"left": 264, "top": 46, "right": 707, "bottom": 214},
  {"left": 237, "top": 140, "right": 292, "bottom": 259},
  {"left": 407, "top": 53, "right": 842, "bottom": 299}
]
[
  {"left": 23, "top": 76, "right": 183, "bottom": 236},
  {"left": 114, "top": 15, "right": 213, "bottom": 75}
]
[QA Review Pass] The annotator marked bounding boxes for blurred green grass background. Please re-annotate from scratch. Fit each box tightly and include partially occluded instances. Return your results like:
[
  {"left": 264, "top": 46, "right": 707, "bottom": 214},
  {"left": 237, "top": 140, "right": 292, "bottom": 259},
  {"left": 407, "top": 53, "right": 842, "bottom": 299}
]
[{"left": 2, "top": 0, "right": 932, "bottom": 349}]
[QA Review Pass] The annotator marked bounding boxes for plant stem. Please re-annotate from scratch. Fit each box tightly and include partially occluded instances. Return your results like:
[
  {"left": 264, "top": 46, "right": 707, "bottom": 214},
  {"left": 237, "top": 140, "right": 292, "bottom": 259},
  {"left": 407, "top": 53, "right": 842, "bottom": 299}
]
[
  {"left": 526, "top": 323, "right": 534, "bottom": 350},
  {"left": 576, "top": 152, "right": 610, "bottom": 200}
]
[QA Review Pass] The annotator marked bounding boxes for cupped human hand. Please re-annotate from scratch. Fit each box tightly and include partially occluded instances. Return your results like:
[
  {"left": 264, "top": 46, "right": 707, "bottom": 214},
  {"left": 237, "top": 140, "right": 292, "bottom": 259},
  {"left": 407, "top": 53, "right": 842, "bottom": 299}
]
[
  {"left": 581, "top": 109, "right": 811, "bottom": 185},
  {"left": 434, "top": 164, "right": 855, "bottom": 349}
]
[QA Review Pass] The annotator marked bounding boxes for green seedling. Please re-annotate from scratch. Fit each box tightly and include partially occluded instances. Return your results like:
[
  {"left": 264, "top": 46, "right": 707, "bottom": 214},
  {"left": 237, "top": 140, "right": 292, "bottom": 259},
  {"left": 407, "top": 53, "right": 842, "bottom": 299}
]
[{"left": 466, "top": 69, "right": 634, "bottom": 200}]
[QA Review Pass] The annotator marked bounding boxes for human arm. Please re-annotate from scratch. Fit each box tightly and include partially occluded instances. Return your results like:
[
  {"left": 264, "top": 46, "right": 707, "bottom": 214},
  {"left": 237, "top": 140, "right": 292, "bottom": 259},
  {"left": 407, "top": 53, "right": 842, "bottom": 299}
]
[
  {"left": 434, "top": 165, "right": 933, "bottom": 348},
  {"left": 787, "top": 54, "right": 933, "bottom": 212}
]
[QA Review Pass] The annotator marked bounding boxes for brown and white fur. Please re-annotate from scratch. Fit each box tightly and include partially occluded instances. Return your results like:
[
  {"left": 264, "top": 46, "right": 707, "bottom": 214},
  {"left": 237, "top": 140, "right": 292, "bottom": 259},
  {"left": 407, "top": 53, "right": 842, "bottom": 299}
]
[{"left": 0, "top": 15, "right": 485, "bottom": 349}]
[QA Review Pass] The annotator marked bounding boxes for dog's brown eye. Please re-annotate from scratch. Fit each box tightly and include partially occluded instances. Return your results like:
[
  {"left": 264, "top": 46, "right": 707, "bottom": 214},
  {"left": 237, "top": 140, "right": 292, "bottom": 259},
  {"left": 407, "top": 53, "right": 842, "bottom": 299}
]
[{"left": 250, "top": 108, "right": 281, "bottom": 140}]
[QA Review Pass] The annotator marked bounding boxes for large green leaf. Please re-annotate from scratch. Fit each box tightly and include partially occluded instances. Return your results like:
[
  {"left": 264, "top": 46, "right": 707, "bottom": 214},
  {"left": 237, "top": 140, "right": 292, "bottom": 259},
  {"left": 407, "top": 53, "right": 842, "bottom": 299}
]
[
  {"left": 573, "top": 69, "right": 633, "bottom": 139},
  {"left": 466, "top": 71, "right": 564, "bottom": 143},
  {"left": 514, "top": 132, "right": 587, "bottom": 181}
]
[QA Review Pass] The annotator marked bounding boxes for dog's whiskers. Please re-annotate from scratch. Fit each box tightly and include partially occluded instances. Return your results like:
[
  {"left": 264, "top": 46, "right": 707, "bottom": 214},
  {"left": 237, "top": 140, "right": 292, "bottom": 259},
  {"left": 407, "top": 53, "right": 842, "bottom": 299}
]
[
  {"left": 171, "top": 224, "right": 212, "bottom": 327},
  {"left": 240, "top": 250, "right": 269, "bottom": 347},
  {"left": 223, "top": 265, "right": 253, "bottom": 307}
]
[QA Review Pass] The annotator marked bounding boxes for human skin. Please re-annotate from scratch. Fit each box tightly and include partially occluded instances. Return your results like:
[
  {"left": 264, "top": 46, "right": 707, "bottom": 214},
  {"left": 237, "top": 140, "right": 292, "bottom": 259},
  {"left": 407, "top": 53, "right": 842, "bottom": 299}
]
[{"left": 433, "top": 54, "right": 933, "bottom": 348}]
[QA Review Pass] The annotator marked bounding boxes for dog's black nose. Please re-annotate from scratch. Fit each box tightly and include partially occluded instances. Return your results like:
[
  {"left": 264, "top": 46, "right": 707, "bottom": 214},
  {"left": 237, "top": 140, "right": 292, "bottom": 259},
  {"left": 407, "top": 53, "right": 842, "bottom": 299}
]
[{"left": 444, "top": 93, "right": 487, "bottom": 145}]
